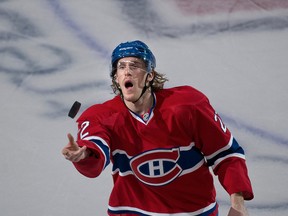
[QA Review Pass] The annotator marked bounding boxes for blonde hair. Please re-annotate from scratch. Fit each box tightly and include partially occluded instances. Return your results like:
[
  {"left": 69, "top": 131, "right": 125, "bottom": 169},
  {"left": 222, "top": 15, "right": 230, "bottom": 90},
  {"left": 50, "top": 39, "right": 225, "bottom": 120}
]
[{"left": 111, "top": 70, "right": 168, "bottom": 95}]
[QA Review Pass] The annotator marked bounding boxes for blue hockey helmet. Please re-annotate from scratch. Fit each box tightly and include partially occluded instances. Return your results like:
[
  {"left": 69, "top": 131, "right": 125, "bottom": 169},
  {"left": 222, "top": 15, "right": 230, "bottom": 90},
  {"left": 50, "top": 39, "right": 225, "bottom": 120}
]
[{"left": 110, "top": 40, "right": 156, "bottom": 77}]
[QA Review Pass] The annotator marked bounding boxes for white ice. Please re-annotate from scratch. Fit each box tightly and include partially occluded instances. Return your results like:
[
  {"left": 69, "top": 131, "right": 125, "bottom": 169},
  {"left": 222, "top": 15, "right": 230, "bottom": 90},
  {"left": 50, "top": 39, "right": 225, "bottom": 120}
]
[{"left": 1, "top": 0, "right": 288, "bottom": 215}]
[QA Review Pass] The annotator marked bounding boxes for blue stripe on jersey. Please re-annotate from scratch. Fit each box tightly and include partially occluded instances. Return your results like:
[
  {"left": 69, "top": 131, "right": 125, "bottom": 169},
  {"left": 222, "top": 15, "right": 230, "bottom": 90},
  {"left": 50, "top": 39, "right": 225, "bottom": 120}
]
[
  {"left": 206, "top": 137, "right": 244, "bottom": 167},
  {"left": 177, "top": 146, "right": 204, "bottom": 170},
  {"left": 112, "top": 151, "right": 131, "bottom": 174},
  {"left": 90, "top": 139, "right": 110, "bottom": 169}
]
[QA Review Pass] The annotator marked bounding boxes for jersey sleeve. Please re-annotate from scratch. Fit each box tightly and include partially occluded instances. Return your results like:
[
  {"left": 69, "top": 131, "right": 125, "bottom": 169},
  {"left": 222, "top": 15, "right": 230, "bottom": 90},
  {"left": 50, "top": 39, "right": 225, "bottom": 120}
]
[
  {"left": 72, "top": 105, "right": 112, "bottom": 178},
  {"left": 193, "top": 98, "right": 254, "bottom": 200}
]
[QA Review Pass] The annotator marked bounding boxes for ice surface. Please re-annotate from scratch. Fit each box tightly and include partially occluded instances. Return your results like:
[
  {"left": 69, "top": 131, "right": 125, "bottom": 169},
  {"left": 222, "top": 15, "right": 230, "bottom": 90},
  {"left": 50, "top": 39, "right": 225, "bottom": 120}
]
[{"left": 1, "top": 0, "right": 288, "bottom": 215}]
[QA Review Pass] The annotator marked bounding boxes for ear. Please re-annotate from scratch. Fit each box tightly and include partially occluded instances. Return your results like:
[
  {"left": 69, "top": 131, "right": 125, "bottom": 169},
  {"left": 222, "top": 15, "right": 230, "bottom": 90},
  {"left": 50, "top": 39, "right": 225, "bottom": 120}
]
[
  {"left": 113, "top": 75, "right": 121, "bottom": 89},
  {"left": 114, "top": 74, "right": 119, "bottom": 84},
  {"left": 147, "top": 72, "right": 155, "bottom": 82}
]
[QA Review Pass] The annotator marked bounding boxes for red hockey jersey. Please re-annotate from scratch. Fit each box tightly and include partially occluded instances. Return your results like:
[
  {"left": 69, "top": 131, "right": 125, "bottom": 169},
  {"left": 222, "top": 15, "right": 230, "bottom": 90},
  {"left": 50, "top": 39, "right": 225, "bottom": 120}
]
[{"left": 73, "top": 86, "right": 253, "bottom": 216}]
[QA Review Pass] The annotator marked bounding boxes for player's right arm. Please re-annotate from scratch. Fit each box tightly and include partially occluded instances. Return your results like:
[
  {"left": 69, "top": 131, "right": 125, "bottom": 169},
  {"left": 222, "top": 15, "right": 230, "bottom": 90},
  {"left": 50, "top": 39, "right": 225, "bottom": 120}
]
[
  {"left": 64, "top": 105, "right": 112, "bottom": 178},
  {"left": 61, "top": 130, "right": 108, "bottom": 178}
]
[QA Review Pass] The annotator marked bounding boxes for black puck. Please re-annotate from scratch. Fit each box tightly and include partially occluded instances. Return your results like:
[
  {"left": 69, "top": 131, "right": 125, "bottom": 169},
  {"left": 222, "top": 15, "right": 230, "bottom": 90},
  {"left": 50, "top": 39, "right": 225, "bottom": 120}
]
[{"left": 68, "top": 101, "right": 81, "bottom": 119}]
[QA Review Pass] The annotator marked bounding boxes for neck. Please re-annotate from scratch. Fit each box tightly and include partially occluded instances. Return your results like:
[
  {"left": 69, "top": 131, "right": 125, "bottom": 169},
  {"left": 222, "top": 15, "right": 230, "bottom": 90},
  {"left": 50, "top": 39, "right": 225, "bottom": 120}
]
[{"left": 124, "top": 89, "right": 153, "bottom": 115}]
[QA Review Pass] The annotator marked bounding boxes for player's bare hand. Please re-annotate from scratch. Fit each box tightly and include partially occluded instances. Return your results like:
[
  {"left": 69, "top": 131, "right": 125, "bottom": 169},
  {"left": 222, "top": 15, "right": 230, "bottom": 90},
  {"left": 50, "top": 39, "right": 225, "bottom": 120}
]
[
  {"left": 62, "top": 133, "right": 88, "bottom": 162},
  {"left": 228, "top": 193, "right": 248, "bottom": 216}
]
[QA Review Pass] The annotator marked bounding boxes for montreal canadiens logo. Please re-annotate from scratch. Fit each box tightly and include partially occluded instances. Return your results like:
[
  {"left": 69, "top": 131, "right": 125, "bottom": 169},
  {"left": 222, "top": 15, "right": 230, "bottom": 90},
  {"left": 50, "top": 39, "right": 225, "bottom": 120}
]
[{"left": 130, "top": 148, "right": 182, "bottom": 186}]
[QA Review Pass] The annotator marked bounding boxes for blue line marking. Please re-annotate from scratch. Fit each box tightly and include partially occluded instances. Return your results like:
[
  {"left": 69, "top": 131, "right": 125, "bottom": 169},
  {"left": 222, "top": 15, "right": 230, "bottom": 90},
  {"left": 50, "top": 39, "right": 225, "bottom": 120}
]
[{"left": 46, "top": 0, "right": 110, "bottom": 59}]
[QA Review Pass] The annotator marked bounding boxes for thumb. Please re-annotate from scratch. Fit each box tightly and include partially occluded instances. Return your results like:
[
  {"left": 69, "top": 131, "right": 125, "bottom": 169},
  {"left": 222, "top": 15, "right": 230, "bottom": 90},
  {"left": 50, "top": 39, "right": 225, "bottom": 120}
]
[{"left": 78, "top": 145, "right": 88, "bottom": 159}]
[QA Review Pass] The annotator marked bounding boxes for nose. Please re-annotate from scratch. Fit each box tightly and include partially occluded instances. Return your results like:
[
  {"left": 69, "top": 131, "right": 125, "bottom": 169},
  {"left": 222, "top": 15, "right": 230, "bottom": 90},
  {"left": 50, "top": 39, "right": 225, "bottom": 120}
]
[{"left": 124, "top": 65, "right": 132, "bottom": 76}]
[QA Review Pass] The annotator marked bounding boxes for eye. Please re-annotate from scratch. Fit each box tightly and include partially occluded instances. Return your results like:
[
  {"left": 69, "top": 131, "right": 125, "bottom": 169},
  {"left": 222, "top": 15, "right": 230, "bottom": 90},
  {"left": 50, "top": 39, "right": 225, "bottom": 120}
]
[
  {"left": 130, "top": 62, "right": 144, "bottom": 70},
  {"left": 129, "top": 65, "right": 138, "bottom": 70},
  {"left": 117, "top": 65, "right": 125, "bottom": 70}
]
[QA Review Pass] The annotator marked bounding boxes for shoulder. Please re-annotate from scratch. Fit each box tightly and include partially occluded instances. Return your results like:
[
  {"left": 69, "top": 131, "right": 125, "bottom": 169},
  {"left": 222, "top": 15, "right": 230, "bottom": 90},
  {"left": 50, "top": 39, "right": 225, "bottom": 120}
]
[
  {"left": 77, "top": 96, "right": 124, "bottom": 122},
  {"left": 156, "top": 85, "right": 208, "bottom": 106}
]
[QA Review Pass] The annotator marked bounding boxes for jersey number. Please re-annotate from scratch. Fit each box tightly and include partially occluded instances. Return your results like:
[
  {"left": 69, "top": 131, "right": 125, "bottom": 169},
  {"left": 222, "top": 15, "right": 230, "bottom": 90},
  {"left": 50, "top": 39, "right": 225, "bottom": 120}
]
[
  {"left": 79, "top": 121, "right": 90, "bottom": 139},
  {"left": 214, "top": 112, "right": 227, "bottom": 133}
]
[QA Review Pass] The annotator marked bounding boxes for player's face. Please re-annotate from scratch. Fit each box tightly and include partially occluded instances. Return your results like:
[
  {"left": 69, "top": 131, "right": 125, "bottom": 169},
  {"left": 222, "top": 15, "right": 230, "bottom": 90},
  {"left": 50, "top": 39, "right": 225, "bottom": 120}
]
[{"left": 115, "top": 57, "right": 151, "bottom": 102}]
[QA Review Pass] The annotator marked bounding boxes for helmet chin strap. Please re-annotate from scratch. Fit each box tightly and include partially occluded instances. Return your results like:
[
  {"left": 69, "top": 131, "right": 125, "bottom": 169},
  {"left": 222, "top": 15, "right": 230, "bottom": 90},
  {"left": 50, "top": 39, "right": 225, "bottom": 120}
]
[{"left": 132, "top": 73, "right": 150, "bottom": 103}]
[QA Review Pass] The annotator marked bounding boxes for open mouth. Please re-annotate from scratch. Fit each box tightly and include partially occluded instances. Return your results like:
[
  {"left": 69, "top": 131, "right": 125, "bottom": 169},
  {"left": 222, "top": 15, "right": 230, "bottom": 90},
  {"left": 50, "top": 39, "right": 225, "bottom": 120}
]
[{"left": 124, "top": 80, "right": 133, "bottom": 89}]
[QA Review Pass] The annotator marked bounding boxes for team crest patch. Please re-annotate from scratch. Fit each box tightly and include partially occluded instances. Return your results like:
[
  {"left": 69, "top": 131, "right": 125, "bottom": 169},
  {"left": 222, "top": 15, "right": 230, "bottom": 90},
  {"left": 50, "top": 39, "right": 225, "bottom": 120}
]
[
  {"left": 130, "top": 148, "right": 182, "bottom": 186},
  {"left": 112, "top": 143, "right": 204, "bottom": 186}
]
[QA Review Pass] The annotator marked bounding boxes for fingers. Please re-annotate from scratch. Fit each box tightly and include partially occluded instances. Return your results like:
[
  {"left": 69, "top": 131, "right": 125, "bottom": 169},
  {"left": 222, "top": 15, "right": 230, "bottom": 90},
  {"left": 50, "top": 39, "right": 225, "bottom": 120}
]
[
  {"left": 62, "top": 133, "right": 88, "bottom": 162},
  {"left": 62, "top": 133, "right": 77, "bottom": 158},
  {"left": 73, "top": 146, "right": 88, "bottom": 162},
  {"left": 64, "top": 146, "right": 87, "bottom": 162},
  {"left": 64, "top": 133, "right": 79, "bottom": 151},
  {"left": 227, "top": 207, "right": 245, "bottom": 216},
  {"left": 67, "top": 133, "right": 76, "bottom": 147}
]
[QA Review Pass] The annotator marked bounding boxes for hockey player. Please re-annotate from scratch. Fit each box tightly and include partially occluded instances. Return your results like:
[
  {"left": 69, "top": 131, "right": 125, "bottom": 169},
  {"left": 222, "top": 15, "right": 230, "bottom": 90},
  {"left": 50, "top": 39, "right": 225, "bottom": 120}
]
[{"left": 62, "top": 40, "right": 254, "bottom": 216}]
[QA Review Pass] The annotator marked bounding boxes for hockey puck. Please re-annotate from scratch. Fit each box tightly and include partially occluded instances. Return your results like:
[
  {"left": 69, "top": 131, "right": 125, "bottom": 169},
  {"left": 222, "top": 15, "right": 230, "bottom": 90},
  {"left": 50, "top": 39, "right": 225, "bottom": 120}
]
[{"left": 68, "top": 101, "right": 81, "bottom": 119}]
